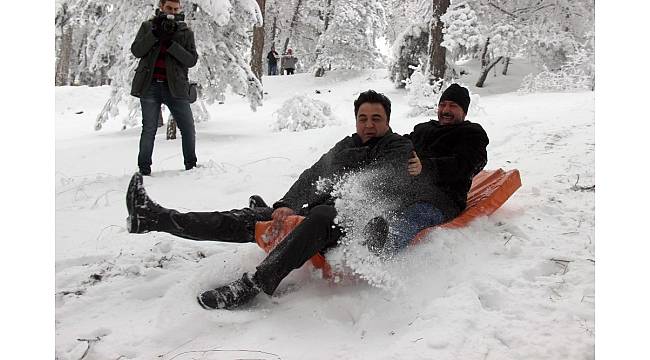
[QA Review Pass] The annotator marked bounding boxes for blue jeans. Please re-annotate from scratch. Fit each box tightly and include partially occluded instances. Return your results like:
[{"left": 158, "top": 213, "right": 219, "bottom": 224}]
[
  {"left": 138, "top": 80, "right": 197, "bottom": 169},
  {"left": 268, "top": 63, "right": 278, "bottom": 75},
  {"left": 385, "top": 202, "right": 445, "bottom": 255}
]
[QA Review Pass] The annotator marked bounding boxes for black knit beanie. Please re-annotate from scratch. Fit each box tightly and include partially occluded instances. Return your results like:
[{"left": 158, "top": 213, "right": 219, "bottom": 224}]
[{"left": 439, "top": 84, "right": 470, "bottom": 114}]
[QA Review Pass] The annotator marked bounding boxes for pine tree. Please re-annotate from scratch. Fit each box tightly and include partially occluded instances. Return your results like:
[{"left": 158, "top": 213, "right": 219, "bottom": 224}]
[{"left": 312, "top": 0, "right": 386, "bottom": 74}]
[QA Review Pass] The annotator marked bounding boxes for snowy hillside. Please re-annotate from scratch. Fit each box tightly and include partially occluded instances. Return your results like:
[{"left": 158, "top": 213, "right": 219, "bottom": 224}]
[{"left": 55, "top": 68, "right": 594, "bottom": 359}]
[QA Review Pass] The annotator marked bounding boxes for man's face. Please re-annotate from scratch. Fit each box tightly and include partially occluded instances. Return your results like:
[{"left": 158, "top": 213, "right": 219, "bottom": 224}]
[
  {"left": 356, "top": 102, "right": 389, "bottom": 143},
  {"left": 437, "top": 100, "right": 466, "bottom": 125},
  {"left": 160, "top": 1, "right": 181, "bottom": 15}
]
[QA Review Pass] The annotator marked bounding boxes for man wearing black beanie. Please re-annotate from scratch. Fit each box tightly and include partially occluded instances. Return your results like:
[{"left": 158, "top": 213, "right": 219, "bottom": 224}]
[{"left": 371, "top": 83, "right": 489, "bottom": 254}]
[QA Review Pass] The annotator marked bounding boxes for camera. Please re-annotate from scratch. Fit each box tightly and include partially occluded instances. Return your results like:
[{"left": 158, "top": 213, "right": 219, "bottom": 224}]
[{"left": 154, "top": 9, "right": 185, "bottom": 33}]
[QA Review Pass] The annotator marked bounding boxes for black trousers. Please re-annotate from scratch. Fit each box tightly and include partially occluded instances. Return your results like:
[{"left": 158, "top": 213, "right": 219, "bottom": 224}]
[
  {"left": 154, "top": 204, "right": 342, "bottom": 295},
  {"left": 156, "top": 206, "right": 273, "bottom": 243}
]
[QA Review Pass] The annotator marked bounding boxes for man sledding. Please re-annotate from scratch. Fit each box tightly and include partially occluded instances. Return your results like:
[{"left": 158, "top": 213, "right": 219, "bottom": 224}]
[{"left": 125, "top": 85, "right": 489, "bottom": 310}]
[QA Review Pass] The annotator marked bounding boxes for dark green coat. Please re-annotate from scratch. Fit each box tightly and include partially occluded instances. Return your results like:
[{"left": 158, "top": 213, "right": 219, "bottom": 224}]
[
  {"left": 130, "top": 20, "right": 198, "bottom": 99},
  {"left": 273, "top": 130, "right": 414, "bottom": 215}
]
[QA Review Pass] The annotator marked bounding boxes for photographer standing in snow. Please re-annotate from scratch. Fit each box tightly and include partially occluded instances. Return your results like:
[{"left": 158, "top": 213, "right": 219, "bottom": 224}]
[{"left": 130, "top": 0, "right": 199, "bottom": 176}]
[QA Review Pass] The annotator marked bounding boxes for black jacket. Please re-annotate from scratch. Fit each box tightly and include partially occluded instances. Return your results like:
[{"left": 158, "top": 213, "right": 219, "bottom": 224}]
[
  {"left": 273, "top": 130, "right": 413, "bottom": 215},
  {"left": 267, "top": 50, "right": 278, "bottom": 65},
  {"left": 130, "top": 20, "right": 198, "bottom": 99},
  {"left": 404, "top": 120, "right": 489, "bottom": 219}
]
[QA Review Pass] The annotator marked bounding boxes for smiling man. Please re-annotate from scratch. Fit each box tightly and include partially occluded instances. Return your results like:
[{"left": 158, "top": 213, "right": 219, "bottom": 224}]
[
  {"left": 367, "top": 83, "right": 490, "bottom": 255},
  {"left": 126, "top": 90, "right": 414, "bottom": 309}
]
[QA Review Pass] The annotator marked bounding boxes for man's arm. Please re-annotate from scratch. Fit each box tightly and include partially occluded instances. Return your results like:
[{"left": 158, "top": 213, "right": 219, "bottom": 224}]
[
  {"left": 421, "top": 127, "right": 488, "bottom": 182},
  {"left": 131, "top": 21, "right": 157, "bottom": 58},
  {"left": 273, "top": 138, "right": 349, "bottom": 212},
  {"left": 167, "top": 30, "right": 198, "bottom": 68}
]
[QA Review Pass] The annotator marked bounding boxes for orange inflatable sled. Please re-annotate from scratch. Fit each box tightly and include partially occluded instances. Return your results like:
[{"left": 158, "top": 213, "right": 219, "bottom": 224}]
[{"left": 255, "top": 168, "right": 521, "bottom": 279}]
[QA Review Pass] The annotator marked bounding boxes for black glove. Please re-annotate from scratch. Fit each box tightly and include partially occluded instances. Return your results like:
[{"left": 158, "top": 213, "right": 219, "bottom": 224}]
[
  {"left": 151, "top": 16, "right": 164, "bottom": 38},
  {"left": 159, "top": 31, "right": 173, "bottom": 47}
]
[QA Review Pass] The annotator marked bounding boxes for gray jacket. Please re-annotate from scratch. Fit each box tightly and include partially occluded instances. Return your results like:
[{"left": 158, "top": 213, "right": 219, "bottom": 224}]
[
  {"left": 282, "top": 55, "right": 298, "bottom": 69},
  {"left": 130, "top": 20, "right": 198, "bottom": 99}
]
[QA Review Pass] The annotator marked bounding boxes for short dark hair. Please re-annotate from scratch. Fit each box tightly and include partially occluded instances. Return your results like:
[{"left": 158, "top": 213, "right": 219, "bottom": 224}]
[
  {"left": 354, "top": 90, "right": 391, "bottom": 121},
  {"left": 160, "top": 0, "right": 180, "bottom": 5}
]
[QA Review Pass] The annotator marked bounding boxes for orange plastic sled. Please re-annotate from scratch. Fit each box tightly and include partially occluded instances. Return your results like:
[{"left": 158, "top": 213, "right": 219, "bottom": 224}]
[{"left": 255, "top": 168, "right": 522, "bottom": 279}]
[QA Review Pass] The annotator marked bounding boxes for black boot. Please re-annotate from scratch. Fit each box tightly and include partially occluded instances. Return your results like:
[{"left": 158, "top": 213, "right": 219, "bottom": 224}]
[
  {"left": 197, "top": 273, "right": 261, "bottom": 310},
  {"left": 362, "top": 216, "right": 389, "bottom": 256},
  {"left": 126, "top": 172, "right": 164, "bottom": 233},
  {"left": 248, "top": 194, "right": 268, "bottom": 208},
  {"left": 139, "top": 166, "right": 151, "bottom": 176}
]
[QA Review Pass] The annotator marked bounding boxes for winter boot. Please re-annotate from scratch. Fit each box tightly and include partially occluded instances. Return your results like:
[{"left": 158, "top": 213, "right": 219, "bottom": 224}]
[
  {"left": 362, "top": 216, "right": 389, "bottom": 256},
  {"left": 139, "top": 166, "right": 151, "bottom": 176},
  {"left": 126, "top": 172, "right": 164, "bottom": 233},
  {"left": 197, "top": 273, "right": 261, "bottom": 310},
  {"left": 248, "top": 194, "right": 268, "bottom": 209}
]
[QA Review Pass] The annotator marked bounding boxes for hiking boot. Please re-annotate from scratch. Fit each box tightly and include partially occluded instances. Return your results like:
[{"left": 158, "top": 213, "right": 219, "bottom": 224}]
[
  {"left": 197, "top": 273, "right": 261, "bottom": 310},
  {"left": 126, "top": 172, "right": 163, "bottom": 233},
  {"left": 362, "top": 216, "right": 389, "bottom": 256},
  {"left": 248, "top": 195, "right": 268, "bottom": 208},
  {"left": 185, "top": 163, "right": 196, "bottom": 171}
]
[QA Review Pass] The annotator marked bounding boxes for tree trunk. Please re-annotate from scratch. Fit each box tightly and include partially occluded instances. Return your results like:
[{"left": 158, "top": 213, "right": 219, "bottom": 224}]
[
  {"left": 313, "top": 0, "right": 333, "bottom": 78},
  {"left": 271, "top": 16, "right": 277, "bottom": 46},
  {"left": 166, "top": 114, "right": 177, "bottom": 140},
  {"left": 250, "top": 0, "right": 266, "bottom": 82},
  {"left": 282, "top": 0, "right": 303, "bottom": 53},
  {"left": 55, "top": 25, "right": 73, "bottom": 86},
  {"left": 480, "top": 38, "right": 490, "bottom": 68},
  {"left": 502, "top": 56, "right": 510, "bottom": 75},
  {"left": 475, "top": 56, "right": 503, "bottom": 87},
  {"left": 428, "top": 0, "right": 450, "bottom": 83},
  {"left": 323, "top": 0, "right": 332, "bottom": 31}
]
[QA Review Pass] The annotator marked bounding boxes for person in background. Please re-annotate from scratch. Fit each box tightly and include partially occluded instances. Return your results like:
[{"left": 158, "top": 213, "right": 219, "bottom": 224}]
[
  {"left": 129, "top": 0, "right": 199, "bottom": 176},
  {"left": 281, "top": 48, "right": 298, "bottom": 75},
  {"left": 266, "top": 46, "right": 279, "bottom": 76}
]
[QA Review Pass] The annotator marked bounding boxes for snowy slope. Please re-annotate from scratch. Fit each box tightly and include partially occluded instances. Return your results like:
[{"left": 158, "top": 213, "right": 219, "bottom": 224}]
[{"left": 55, "top": 67, "right": 594, "bottom": 359}]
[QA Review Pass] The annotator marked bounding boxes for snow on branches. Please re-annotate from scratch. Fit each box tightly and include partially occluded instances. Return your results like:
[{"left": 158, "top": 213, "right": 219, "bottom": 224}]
[
  {"left": 271, "top": 95, "right": 339, "bottom": 132},
  {"left": 440, "top": 0, "right": 482, "bottom": 55},
  {"left": 518, "top": 46, "right": 594, "bottom": 93},
  {"left": 55, "top": 0, "right": 264, "bottom": 130},
  {"left": 312, "top": 0, "right": 386, "bottom": 72}
]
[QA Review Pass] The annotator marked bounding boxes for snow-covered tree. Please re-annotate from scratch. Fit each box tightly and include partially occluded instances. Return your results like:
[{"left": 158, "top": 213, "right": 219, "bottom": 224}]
[
  {"left": 440, "top": 0, "right": 481, "bottom": 57},
  {"left": 386, "top": 0, "right": 454, "bottom": 87},
  {"left": 271, "top": 95, "right": 338, "bottom": 131},
  {"left": 436, "top": 0, "right": 594, "bottom": 88},
  {"left": 387, "top": 23, "right": 429, "bottom": 88},
  {"left": 312, "top": 0, "right": 386, "bottom": 73},
  {"left": 55, "top": 0, "right": 264, "bottom": 130}
]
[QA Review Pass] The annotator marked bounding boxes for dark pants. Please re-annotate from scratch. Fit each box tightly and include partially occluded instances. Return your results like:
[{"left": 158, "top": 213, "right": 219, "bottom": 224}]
[
  {"left": 254, "top": 205, "right": 341, "bottom": 294},
  {"left": 285, "top": 68, "right": 295, "bottom": 75},
  {"left": 155, "top": 206, "right": 273, "bottom": 243},
  {"left": 138, "top": 80, "right": 197, "bottom": 169},
  {"left": 268, "top": 63, "right": 278, "bottom": 76},
  {"left": 152, "top": 204, "right": 342, "bottom": 295}
]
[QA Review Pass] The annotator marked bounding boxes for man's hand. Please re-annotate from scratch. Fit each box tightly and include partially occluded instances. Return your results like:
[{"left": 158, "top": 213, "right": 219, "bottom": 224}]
[
  {"left": 159, "top": 31, "right": 173, "bottom": 47},
  {"left": 407, "top": 151, "right": 422, "bottom": 176},
  {"left": 152, "top": 16, "right": 164, "bottom": 38},
  {"left": 271, "top": 207, "right": 295, "bottom": 234}
]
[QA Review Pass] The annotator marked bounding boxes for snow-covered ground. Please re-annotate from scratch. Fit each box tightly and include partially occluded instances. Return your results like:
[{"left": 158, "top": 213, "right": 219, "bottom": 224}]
[{"left": 55, "top": 66, "right": 595, "bottom": 359}]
